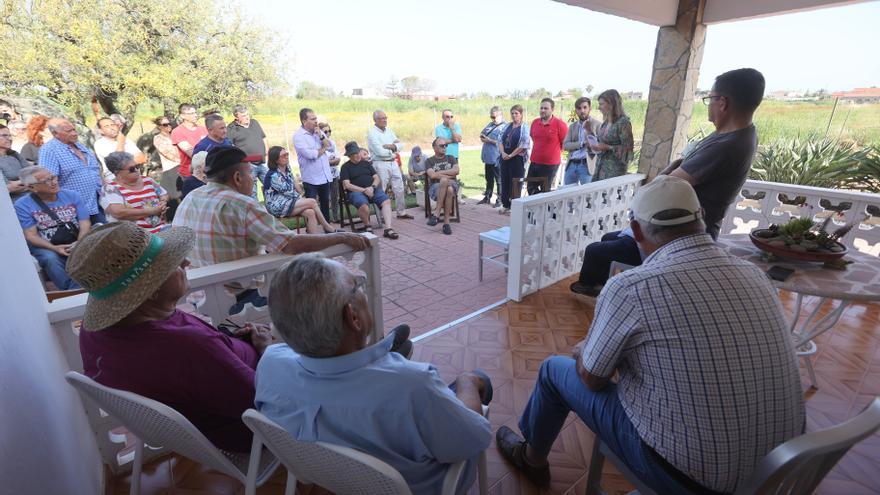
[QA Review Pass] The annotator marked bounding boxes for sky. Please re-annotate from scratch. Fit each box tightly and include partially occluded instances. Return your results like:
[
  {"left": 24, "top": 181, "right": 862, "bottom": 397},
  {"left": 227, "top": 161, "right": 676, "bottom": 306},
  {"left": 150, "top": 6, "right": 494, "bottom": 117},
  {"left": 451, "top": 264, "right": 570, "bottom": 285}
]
[{"left": 247, "top": 0, "right": 880, "bottom": 95}]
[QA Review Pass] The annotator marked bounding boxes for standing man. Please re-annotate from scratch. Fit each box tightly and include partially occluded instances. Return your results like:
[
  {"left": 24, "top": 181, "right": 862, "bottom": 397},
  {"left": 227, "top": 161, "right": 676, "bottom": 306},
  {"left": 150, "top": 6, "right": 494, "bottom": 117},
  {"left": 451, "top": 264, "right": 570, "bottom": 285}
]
[
  {"left": 434, "top": 109, "right": 462, "bottom": 160},
  {"left": 562, "top": 97, "right": 601, "bottom": 185},
  {"left": 92, "top": 117, "right": 144, "bottom": 174},
  {"left": 477, "top": 106, "right": 506, "bottom": 206},
  {"left": 39, "top": 118, "right": 105, "bottom": 224},
  {"left": 227, "top": 105, "right": 269, "bottom": 188},
  {"left": 367, "top": 110, "right": 413, "bottom": 220},
  {"left": 170, "top": 103, "right": 208, "bottom": 179},
  {"left": 193, "top": 114, "right": 232, "bottom": 155},
  {"left": 293, "top": 108, "right": 334, "bottom": 221},
  {"left": 527, "top": 98, "right": 567, "bottom": 195},
  {"left": 0, "top": 124, "right": 29, "bottom": 201}
]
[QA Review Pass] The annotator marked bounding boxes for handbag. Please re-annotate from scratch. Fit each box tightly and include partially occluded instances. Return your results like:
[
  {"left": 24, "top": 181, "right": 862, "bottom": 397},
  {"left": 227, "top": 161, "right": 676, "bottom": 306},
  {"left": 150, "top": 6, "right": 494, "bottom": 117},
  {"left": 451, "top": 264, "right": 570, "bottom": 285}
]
[{"left": 30, "top": 193, "right": 80, "bottom": 245}]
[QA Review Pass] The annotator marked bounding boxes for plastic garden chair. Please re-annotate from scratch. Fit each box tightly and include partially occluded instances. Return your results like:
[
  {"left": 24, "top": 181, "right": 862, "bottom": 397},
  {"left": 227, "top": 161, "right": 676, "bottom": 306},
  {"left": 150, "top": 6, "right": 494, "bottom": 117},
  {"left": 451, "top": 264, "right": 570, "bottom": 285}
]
[
  {"left": 242, "top": 407, "right": 489, "bottom": 495},
  {"left": 65, "top": 372, "right": 279, "bottom": 495},
  {"left": 585, "top": 397, "right": 880, "bottom": 495}
]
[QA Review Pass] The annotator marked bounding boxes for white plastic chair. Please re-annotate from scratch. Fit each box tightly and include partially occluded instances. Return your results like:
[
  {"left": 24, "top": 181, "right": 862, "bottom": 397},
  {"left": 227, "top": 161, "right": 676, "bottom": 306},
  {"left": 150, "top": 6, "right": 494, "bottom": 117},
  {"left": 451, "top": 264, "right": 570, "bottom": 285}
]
[
  {"left": 65, "top": 372, "right": 279, "bottom": 495},
  {"left": 242, "top": 407, "right": 489, "bottom": 495},
  {"left": 585, "top": 396, "right": 880, "bottom": 495}
]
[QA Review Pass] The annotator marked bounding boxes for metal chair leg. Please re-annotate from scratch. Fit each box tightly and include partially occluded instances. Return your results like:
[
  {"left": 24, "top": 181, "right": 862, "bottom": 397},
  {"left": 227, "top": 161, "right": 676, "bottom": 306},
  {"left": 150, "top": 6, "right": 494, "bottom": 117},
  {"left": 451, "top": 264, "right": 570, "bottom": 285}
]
[{"left": 585, "top": 440, "right": 606, "bottom": 495}]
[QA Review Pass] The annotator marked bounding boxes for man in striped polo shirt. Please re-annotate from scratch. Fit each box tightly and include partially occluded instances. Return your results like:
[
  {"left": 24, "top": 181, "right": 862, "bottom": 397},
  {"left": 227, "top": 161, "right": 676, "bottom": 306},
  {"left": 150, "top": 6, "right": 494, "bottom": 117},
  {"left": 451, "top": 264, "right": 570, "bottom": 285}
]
[{"left": 497, "top": 176, "right": 805, "bottom": 493}]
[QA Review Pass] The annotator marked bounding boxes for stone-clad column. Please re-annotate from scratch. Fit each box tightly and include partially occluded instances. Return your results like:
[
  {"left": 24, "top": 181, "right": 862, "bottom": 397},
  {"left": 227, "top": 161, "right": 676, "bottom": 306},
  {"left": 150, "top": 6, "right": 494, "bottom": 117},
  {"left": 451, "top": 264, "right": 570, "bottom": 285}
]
[{"left": 638, "top": 0, "right": 706, "bottom": 179}]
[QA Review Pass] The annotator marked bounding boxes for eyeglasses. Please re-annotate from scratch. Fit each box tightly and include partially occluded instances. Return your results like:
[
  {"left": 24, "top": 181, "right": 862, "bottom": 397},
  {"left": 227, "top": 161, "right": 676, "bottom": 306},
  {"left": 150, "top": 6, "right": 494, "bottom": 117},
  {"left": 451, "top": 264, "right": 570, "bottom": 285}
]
[
  {"left": 33, "top": 175, "right": 59, "bottom": 185},
  {"left": 125, "top": 166, "right": 142, "bottom": 174},
  {"left": 158, "top": 123, "right": 171, "bottom": 127},
  {"left": 350, "top": 275, "right": 367, "bottom": 296},
  {"left": 702, "top": 95, "right": 723, "bottom": 105}
]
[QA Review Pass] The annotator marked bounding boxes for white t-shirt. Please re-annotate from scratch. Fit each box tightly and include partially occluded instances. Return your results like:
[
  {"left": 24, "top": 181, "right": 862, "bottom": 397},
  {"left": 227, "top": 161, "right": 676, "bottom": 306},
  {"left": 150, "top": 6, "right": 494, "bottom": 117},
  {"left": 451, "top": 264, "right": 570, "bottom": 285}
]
[{"left": 93, "top": 136, "right": 140, "bottom": 167}]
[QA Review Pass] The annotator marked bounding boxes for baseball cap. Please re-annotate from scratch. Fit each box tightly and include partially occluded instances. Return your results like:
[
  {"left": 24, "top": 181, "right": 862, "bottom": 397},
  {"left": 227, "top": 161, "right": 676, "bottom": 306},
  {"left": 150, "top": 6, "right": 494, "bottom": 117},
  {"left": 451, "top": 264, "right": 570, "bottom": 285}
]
[{"left": 630, "top": 175, "right": 702, "bottom": 226}]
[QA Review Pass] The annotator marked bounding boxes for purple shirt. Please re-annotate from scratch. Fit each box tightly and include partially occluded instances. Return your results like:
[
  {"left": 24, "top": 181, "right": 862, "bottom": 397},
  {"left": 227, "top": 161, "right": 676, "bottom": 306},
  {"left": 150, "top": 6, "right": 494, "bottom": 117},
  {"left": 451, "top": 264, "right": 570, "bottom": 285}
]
[
  {"left": 292, "top": 126, "right": 333, "bottom": 185},
  {"left": 79, "top": 310, "right": 260, "bottom": 452}
]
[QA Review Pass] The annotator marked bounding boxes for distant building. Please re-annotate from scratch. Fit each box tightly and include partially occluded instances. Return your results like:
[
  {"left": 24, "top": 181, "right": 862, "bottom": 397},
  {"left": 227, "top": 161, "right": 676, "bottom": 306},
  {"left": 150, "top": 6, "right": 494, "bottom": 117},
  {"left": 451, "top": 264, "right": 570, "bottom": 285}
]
[
  {"left": 350, "top": 87, "right": 387, "bottom": 99},
  {"left": 621, "top": 91, "right": 645, "bottom": 100},
  {"left": 832, "top": 87, "right": 880, "bottom": 104}
]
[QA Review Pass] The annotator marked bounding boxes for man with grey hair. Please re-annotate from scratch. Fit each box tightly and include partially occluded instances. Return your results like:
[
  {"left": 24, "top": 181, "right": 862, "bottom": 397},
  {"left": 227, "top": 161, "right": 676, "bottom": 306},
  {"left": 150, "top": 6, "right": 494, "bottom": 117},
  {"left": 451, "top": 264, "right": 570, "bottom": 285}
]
[
  {"left": 366, "top": 110, "right": 412, "bottom": 219},
  {"left": 193, "top": 114, "right": 232, "bottom": 156},
  {"left": 497, "top": 176, "right": 805, "bottom": 492},
  {"left": 14, "top": 165, "right": 91, "bottom": 290},
  {"left": 39, "top": 118, "right": 105, "bottom": 224},
  {"left": 227, "top": 104, "right": 269, "bottom": 188},
  {"left": 256, "top": 253, "right": 492, "bottom": 494},
  {"left": 477, "top": 106, "right": 506, "bottom": 206}
]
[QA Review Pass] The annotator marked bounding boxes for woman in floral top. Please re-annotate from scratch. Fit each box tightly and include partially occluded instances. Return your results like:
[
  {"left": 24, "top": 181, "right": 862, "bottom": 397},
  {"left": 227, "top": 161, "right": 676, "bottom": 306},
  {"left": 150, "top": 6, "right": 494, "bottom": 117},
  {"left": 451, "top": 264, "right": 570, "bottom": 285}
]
[
  {"left": 263, "top": 146, "right": 341, "bottom": 234},
  {"left": 591, "top": 89, "right": 634, "bottom": 182}
]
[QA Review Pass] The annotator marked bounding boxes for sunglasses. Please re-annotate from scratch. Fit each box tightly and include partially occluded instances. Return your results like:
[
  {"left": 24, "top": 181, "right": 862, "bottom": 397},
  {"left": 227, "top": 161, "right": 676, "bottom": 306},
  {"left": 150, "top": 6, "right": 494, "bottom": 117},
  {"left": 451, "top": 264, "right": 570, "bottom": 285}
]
[
  {"left": 125, "top": 166, "right": 142, "bottom": 174},
  {"left": 323, "top": 129, "right": 332, "bottom": 134},
  {"left": 158, "top": 123, "right": 171, "bottom": 127},
  {"left": 437, "top": 144, "right": 448, "bottom": 148}
]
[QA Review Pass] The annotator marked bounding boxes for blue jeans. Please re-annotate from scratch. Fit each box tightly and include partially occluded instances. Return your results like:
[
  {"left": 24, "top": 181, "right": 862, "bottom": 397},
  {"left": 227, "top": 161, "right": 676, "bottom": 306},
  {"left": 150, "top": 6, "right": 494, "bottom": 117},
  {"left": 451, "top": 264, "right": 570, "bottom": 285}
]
[
  {"left": 564, "top": 161, "right": 592, "bottom": 185},
  {"left": 518, "top": 356, "right": 704, "bottom": 495},
  {"left": 251, "top": 162, "right": 269, "bottom": 199},
  {"left": 347, "top": 190, "right": 389, "bottom": 209},
  {"left": 30, "top": 246, "right": 80, "bottom": 290}
]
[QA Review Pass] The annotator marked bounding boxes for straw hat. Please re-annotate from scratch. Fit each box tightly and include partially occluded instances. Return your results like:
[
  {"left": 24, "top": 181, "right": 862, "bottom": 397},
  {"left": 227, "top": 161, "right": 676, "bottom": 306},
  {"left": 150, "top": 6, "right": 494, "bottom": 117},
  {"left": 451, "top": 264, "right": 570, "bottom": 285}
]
[{"left": 67, "top": 222, "right": 194, "bottom": 331}]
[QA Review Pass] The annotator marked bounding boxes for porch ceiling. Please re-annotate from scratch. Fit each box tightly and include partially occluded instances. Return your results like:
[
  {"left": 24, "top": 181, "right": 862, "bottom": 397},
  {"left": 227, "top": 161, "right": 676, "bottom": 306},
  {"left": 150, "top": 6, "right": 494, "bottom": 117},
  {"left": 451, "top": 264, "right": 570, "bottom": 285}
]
[{"left": 553, "top": 0, "right": 869, "bottom": 26}]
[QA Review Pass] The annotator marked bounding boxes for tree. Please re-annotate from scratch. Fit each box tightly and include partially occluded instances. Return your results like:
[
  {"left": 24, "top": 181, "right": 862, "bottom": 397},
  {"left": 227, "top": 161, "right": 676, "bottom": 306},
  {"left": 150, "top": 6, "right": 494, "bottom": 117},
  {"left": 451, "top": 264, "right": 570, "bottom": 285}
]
[
  {"left": 566, "top": 87, "right": 584, "bottom": 98},
  {"left": 399, "top": 75, "right": 435, "bottom": 98},
  {"left": 296, "top": 81, "right": 335, "bottom": 99},
  {"left": 0, "top": 0, "right": 284, "bottom": 124},
  {"left": 384, "top": 76, "right": 400, "bottom": 98},
  {"left": 529, "top": 88, "right": 552, "bottom": 99}
]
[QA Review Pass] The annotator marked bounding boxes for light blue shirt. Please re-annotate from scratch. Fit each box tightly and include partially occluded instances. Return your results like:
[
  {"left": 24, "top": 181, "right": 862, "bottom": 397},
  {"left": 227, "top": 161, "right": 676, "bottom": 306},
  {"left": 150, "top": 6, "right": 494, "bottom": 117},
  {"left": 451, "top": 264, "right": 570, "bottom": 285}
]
[
  {"left": 434, "top": 122, "right": 462, "bottom": 158},
  {"left": 255, "top": 334, "right": 492, "bottom": 495},
  {"left": 38, "top": 139, "right": 103, "bottom": 215},
  {"left": 292, "top": 126, "right": 333, "bottom": 185},
  {"left": 367, "top": 125, "right": 403, "bottom": 162}
]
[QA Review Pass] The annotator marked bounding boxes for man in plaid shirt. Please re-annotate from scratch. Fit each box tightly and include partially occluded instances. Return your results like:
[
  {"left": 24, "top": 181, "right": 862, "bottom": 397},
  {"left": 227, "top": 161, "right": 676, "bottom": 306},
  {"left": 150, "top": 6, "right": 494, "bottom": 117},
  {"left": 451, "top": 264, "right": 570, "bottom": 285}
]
[
  {"left": 497, "top": 177, "right": 805, "bottom": 493},
  {"left": 173, "top": 145, "right": 368, "bottom": 269}
]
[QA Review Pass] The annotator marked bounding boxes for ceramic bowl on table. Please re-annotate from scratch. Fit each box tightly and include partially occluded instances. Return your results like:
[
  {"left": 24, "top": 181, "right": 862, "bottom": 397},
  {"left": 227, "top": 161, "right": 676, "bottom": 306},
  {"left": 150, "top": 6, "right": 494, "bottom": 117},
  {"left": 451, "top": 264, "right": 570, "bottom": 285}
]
[{"left": 749, "top": 229, "right": 848, "bottom": 262}]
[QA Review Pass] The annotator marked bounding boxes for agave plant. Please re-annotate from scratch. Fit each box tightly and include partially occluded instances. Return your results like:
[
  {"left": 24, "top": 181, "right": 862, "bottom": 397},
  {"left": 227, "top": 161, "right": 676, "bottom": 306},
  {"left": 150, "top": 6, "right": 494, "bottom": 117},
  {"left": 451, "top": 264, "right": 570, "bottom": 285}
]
[
  {"left": 841, "top": 145, "right": 880, "bottom": 193},
  {"left": 749, "top": 136, "right": 869, "bottom": 189}
]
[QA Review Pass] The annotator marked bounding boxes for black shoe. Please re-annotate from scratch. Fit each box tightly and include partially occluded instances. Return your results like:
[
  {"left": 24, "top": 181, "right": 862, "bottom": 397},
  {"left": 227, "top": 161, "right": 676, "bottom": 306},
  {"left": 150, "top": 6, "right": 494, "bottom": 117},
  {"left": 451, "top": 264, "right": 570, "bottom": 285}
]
[
  {"left": 389, "top": 324, "right": 413, "bottom": 359},
  {"left": 494, "top": 199, "right": 502, "bottom": 208},
  {"left": 427, "top": 214, "right": 439, "bottom": 226},
  {"left": 477, "top": 197, "right": 490, "bottom": 205},
  {"left": 442, "top": 224, "right": 452, "bottom": 235},
  {"left": 495, "top": 426, "right": 551, "bottom": 487},
  {"left": 569, "top": 281, "right": 602, "bottom": 297}
]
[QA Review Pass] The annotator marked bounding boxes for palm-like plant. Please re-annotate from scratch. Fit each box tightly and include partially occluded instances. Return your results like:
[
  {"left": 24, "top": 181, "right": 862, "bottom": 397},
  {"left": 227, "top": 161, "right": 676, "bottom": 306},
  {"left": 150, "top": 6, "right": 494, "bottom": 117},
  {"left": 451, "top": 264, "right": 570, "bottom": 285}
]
[{"left": 749, "top": 136, "right": 869, "bottom": 189}]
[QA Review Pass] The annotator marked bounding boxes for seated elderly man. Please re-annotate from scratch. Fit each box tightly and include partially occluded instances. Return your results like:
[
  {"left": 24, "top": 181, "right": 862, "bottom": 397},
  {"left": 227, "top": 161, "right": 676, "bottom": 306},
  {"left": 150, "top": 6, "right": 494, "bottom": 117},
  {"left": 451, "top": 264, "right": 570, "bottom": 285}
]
[
  {"left": 340, "top": 141, "right": 399, "bottom": 239},
  {"left": 424, "top": 138, "right": 460, "bottom": 235},
  {"left": 70, "top": 222, "right": 275, "bottom": 452},
  {"left": 496, "top": 176, "right": 805, "bottom": 493},
  {"left": 14, "top": 165, "right": 91, "bottom": 290},
  {"left": 173, "top": 145, "right": 369, "bottom": 268},
  {"left": 256, "top": 253, "right": 491, "bottom": 494}
]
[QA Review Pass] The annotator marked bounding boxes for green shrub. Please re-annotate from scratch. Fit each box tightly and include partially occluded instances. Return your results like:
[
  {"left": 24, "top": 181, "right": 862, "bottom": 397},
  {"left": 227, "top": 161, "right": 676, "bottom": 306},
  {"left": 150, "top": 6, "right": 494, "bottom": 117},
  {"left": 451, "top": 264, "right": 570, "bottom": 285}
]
[{"left": 749, "top": 136, "right": 870, "bottom": 189}]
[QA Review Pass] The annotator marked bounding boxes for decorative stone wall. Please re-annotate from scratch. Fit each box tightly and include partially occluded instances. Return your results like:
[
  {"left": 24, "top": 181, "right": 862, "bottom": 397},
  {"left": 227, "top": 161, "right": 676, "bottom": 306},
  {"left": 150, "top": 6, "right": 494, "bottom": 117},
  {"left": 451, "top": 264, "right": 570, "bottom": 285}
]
[{"left": 638, "top": 0, "right": 706, "bottom": 179}]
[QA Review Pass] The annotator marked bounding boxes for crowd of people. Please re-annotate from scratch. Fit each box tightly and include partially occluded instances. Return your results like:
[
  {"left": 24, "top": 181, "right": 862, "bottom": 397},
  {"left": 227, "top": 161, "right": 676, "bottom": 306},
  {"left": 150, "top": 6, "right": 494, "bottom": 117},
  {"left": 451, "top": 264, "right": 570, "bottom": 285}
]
[{"left": 2, "top": 67, "right": 811, "bottom": 495}]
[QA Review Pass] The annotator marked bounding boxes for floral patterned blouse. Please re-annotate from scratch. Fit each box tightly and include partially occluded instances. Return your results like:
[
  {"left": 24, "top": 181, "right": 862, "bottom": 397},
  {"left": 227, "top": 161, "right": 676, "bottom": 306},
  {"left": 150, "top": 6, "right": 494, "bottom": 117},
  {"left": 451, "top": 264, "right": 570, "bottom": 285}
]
[
  {"left": 263, "top": 168, "right": 300, "bottom": 218},
  {"left": 592, "top": 115, "right": 634, "bottom": 182}
]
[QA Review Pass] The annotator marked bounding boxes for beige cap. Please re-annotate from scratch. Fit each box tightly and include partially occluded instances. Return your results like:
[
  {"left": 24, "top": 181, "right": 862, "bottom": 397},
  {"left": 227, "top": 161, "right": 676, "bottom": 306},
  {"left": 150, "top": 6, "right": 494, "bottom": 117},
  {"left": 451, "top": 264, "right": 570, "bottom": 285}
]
[{"left": 631, "top": 175, "right": 702, "bottom": 226}]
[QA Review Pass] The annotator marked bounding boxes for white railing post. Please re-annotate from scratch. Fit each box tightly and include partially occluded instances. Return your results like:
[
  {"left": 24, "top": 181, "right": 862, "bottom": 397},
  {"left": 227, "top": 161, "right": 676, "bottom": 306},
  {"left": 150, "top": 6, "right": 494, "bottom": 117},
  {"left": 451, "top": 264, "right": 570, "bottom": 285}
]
[{"left": 507, "top": 174, "right": 646, "bottom": 301}]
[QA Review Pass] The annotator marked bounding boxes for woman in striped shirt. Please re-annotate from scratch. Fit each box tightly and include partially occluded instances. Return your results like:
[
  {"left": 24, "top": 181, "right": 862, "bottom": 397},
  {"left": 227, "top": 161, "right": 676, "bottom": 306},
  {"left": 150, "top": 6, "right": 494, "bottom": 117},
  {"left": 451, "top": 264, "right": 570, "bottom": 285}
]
[{"left": 101, "top": 151, "right": 168, "bottom": 233}]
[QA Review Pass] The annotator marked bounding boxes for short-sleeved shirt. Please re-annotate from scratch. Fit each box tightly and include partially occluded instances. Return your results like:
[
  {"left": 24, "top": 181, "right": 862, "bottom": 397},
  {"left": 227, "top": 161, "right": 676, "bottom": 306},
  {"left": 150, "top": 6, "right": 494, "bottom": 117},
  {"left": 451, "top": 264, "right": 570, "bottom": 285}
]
[
  {"left": 529, "top": 116, "right": 568, "bottom": 165},
  {"left": 172, "top": 182, "right": 293, "bottom": 267},
  {"left": 38, "top": 139, "right": 103, "bottom": 215},
  {"left": 15, "top": 189, "right": 89, "bottom": 241},
  {"left": 408, "top": 156, "right": 427, "bottom": 175},
  {"left": 92, "top": 136, "right": 141, "bottom": 168},
  {"left": 255, "top": 335, "right": 492, "bottom": 495},
  {"left": 679, "top": 125, "right": 758, "bottom": 239},
  {"left": 340, "top": 160, "right": 377, "bottom": 189},
  {"left": 227, "top": 119, "right": 267, "bottom": 157},
  {"left": 434, "top": 122, "right": 462, "bottom": 158},
  {"left": 170, "top": 124, "right": 208, "bottom": 177},
  {"left": 79, "top": 310, "right": 259, "bottom": 452},
  {"left": 480, "top": 121, "right": 506, "bottom": 165},
  {"left": 192, "top": 136, "right": 232, "bottom": 156},
  {"left": 581, "top": 233, "right": 805, "bottom": 493},
  {"left": 0, "top": 150, "right": 29, "bottom": 201},
  {"left": 424, "top": 155, "right": 458, "bottom": 176},
  {"left": 101, "top": 177, "right": 167, "bottom": 233}
]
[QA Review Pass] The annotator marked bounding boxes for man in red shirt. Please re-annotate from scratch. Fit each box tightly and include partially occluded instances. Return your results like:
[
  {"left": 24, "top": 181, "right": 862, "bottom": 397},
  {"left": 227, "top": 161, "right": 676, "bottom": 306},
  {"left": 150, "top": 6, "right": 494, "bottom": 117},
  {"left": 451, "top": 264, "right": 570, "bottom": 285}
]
[
  {"left": 171, "top": 103, "right": 208, "bottom": 178},
  {"left": 527, "top": 97, "right": 568, "bottom": 195}
]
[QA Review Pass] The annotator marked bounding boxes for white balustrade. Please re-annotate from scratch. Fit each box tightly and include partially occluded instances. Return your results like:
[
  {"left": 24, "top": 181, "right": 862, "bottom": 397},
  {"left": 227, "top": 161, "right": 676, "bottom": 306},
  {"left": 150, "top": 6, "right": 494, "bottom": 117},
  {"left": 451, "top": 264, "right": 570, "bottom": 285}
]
[
  {"left": 507, "top": 174, "right": 646, "bottom": 301},
  {"left": 46, "top": 237, "right": 383, "bottom": 474},
  {"left": 721, "top": 180, "right": 880, "bottom": 256}
]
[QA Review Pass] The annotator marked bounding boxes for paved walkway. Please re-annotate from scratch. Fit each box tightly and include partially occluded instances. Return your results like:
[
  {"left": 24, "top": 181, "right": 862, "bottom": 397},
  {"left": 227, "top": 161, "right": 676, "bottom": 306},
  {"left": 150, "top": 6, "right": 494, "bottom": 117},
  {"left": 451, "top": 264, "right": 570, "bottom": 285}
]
[{"left": 376, "top": 200, "right": 510, "bottom": 338}]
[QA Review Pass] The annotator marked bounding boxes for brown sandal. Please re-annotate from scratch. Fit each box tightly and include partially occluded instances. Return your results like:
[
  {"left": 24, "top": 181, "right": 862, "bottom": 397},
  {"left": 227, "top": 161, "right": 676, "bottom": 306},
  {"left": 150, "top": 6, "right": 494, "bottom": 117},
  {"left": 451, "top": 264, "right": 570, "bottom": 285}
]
[{"left": 383, "top": 228, "right": 399, "bottom": 240}]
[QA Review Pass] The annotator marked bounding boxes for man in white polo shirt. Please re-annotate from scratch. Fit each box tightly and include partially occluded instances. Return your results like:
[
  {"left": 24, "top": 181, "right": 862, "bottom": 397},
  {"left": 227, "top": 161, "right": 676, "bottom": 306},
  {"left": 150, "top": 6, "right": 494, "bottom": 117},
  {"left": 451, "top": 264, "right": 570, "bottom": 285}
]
[{"left": 366, "top": 110, "right": 413, "bottom": 220}]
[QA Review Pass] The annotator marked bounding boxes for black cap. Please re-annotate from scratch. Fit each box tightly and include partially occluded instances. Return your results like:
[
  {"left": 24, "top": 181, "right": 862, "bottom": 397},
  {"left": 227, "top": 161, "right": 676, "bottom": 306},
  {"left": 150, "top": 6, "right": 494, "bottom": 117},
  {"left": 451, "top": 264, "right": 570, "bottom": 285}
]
[
  {"left": 205, "top": 145, "right": 247, "bottom": 177},
  {"left": 344, "top": 141, "right": 364, "bottom": 157}
]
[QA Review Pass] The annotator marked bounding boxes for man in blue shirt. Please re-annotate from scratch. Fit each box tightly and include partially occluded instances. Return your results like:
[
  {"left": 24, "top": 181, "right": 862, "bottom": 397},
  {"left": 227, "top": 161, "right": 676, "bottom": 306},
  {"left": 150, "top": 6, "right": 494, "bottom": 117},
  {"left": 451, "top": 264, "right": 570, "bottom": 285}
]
[
  {"left": 477, "top": 107, "right": 506, "bottom": 207},
  {"left": 434, "top": 109, "right": 462, "bottom": 159},
  {"left": 39, "top": 118, "right": 105, "bottom": 224},
  {"left": 193, "top": 114, "right": 233, "bottom": 155},
  {"left": 256, "top": 253, "right": 492, "bottom": 495}
]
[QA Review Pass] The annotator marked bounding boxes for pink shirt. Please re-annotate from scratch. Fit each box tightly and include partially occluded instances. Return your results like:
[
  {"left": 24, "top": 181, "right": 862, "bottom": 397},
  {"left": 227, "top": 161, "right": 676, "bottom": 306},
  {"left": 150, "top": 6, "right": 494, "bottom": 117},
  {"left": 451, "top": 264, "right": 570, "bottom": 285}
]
[{"left": 79, "top": 310, "right": 259, "bottom": 452}]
